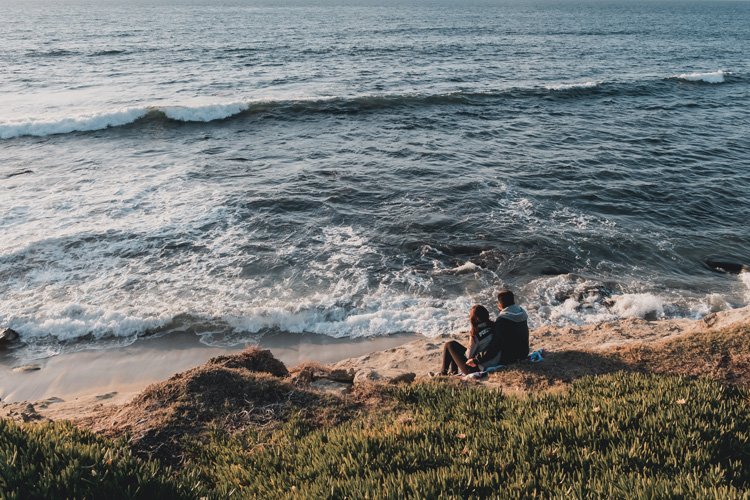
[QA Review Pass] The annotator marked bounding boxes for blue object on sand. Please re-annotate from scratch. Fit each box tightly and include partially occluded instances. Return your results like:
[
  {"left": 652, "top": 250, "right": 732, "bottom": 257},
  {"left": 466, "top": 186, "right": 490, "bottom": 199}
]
[
  {"left": 484, "top": 365, "right": 505, "bottom": 373},
  {"left": 464, "top": 352, "right": 547, "bottom": 380},
  {"left": 528, "top": 349, "right": 545, "bottom": 362}
]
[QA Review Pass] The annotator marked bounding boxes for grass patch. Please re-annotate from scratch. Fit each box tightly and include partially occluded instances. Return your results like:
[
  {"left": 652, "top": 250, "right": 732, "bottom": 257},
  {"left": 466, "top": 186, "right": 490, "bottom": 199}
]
[
  {"left": 3, "top": 372, "right": 749, "bottom": 497},
  {"left": 0, "top": 420, "right": 196, "bottom": 499},
  {"left": 184, "top": 372, "right": 749, "bottom": 498}
]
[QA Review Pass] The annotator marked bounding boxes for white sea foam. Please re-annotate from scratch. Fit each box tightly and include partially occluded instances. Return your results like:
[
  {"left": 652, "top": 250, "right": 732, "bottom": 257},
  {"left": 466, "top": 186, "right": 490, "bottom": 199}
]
[
  {"left": 545, "top": 81, "right": 600, "bottom": 91},
  {"left": 741, "top": 272, "right": 750, "bottom": 302},
  {"left": 434, "top": 261, "right": 481, "bottom": 275},
  {"left": 162, "top": 102, "right": 250, "bottom": 122},
  {"left": 0, "top": 101, "right": 260, "bottom": 140},
  {"left": 706, "top": 293, "right": 730, "bottom": 313},
  {"left": 674, "top": 70, "right": 725, "bottom": 83},
  {"left": 521, "top": 274, "right": 702, "bottom": 327},
  {"left": 3, "top": 303, "right": 172, "bottom": 341},
  {"left": 0, "top": 222, "right": 465, "bottom": 348},
  {"left": 610, "top": 293, "right": 664, "bottom": 319},
  {"left": 0, "top": 163, "right": 741, "bottom": 354},
  {"left": 223, "top": 294, "right": 467, "bottom": 340},
  {"left": 0, "top": 108, "right": 149, "bottom": 140}
]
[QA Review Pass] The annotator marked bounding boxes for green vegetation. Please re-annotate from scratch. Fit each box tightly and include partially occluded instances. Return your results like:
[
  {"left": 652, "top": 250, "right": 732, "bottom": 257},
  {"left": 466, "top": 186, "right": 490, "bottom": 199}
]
[
  {"left": 2, "top": 373, "right": 749, "bottom": 498},
  {"left": 0, "top": 420, "right": 195, "bottom": 499}
]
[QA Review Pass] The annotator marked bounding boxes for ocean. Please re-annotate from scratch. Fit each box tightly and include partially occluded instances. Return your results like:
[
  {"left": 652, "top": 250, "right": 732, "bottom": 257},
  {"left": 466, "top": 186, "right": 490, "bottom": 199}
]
[{"left": 1, "top": 0, "right": 749, "bottom": 360}]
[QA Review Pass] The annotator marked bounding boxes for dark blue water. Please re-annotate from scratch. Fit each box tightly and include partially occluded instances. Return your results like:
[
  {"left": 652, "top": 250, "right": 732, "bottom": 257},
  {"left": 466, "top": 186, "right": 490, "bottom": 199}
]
[{"left": 1, "top": 0, "right": 749, "bottom": 359}]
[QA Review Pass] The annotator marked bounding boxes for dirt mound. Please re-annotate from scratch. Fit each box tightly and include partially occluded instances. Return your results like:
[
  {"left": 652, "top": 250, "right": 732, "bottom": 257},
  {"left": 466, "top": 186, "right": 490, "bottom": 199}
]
[
  {"left": 93, "top": 349, "right": 351, "bottom": 464},
  {"left": 206, "top": 347, "right": 289, "bottom": 377},
  {"left": 614, "top": 322, "right": 750, "bottom": 385},
  {"left": 482, "top": 322, "right": 750, "bottom": 392}
]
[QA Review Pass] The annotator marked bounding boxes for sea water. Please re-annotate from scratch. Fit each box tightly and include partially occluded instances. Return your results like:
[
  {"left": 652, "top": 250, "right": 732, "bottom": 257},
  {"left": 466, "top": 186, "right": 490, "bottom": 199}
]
[{"left": 1, "top": 0, "right": 749, "bottom": 359}]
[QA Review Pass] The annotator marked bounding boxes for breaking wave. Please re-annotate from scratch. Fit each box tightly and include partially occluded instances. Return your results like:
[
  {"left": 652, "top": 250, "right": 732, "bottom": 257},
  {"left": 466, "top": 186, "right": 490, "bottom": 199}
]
[
  {"left": 1, "top": 71, "right": 739, "bottom": 140},
  {"left": 672, "top": 70, "right": 726, "bottom": 84},
  {"left": 544, "top": 81, "right": 601, "bottom": 91}
]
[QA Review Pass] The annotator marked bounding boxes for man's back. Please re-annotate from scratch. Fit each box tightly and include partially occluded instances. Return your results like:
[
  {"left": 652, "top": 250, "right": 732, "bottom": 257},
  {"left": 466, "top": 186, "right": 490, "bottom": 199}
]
[{"left": 495, "top": 304, "right": 529, "bottom": 364}]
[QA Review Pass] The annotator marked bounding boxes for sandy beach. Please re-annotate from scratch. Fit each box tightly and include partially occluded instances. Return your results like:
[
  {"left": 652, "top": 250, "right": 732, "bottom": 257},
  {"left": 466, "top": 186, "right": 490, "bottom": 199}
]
[
  {"left": 2, "top": 303, "right": 748, "bottom": 498},
  {"left": 0, "top": 331, "right": 416, "bottom": 414},
  {"left": 3, "top": 304, "right": 748, "bottom": 424}
]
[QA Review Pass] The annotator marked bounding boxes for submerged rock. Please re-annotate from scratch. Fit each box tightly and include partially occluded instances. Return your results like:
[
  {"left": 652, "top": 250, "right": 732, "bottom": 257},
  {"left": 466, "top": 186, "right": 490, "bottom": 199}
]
[
  {"left": 704, "top": 258, "right": 749, "bottom": 275},
  {"left": 0, "top": 328, "right": 19, "bottom": 348}
]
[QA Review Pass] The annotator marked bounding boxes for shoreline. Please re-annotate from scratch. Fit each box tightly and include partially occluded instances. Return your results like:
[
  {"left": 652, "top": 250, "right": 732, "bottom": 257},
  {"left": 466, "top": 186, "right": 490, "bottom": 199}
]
[
  {"left": 2, "top": 304, "right": 749, "bottom": 421},
  {"left": 0, "top": 330, "right": 417, "bottom": 404}
]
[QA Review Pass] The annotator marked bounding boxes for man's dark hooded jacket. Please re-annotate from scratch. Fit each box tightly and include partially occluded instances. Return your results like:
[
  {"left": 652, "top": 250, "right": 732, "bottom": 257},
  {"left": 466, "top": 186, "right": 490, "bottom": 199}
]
[{"left": 475, "top": 304, "right": 530, "bottom": 366}]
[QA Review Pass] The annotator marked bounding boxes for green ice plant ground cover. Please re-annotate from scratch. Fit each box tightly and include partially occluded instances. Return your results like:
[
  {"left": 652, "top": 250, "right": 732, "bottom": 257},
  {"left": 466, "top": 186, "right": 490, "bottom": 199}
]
[{"left": 2, "top": 372, "right": 749, "bottom": 499}]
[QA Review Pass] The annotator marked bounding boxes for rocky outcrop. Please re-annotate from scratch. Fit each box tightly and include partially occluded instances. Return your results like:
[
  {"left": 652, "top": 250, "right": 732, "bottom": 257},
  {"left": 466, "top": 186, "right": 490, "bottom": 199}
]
[
  {"left": 0, "top": 328, "right": 19, "bottom": 349},
  {"left": 704, "top": 258, "right": 749, "bottom": 274}
]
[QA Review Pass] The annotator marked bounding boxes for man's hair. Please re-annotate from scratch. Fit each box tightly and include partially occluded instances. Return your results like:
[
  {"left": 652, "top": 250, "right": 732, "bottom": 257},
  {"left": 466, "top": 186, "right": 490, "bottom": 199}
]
[{"left": 497, "top": 289, "right": 515, "bottom": 308}]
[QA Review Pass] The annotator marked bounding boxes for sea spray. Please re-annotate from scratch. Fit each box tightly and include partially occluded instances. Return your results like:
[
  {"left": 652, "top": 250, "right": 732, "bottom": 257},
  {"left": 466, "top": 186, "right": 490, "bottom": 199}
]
[{"left": 673, "top": 70, "right": 726, "bottom": 83}]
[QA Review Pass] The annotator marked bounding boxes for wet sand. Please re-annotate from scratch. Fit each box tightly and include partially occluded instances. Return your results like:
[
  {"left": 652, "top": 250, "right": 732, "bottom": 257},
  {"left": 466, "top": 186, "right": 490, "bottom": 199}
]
[
  {"left": 0, "top": 331, "right": 417, "bottom": 404},
  {"left": 2, "top": 305, "right": 749, "bottom": 422}
]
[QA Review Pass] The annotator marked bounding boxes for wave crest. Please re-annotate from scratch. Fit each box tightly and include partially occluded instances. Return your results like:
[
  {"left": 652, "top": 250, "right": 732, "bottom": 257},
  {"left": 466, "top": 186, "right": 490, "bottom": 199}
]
[
  {"left": 0, "top": 103, "right": 260, "bottom": 140},
  {"left": 1, "top": 71, "right": 739, "bottom": 140},
  {"left": 544, "top": 81, "right": 600, "bottom": 91},
  {"left": 673, "top": 70, "right": 726, "bottom": 84},
  {"left": 0, "top": 108, "right": 150, "bottom": 140}
]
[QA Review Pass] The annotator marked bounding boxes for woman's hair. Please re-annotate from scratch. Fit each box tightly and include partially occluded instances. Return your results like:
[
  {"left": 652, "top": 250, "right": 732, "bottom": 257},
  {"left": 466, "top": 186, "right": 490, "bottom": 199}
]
[{"left": 469, "top": 304, "right": 491, "bottom": 339}]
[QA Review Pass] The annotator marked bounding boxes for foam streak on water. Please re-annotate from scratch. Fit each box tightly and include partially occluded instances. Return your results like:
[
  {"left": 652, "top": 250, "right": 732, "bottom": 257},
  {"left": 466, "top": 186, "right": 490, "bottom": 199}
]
[
  {"left": 1, "top": 0, "right": 749, "bottom": 359},
  {"left": 0, "top": 74, "right": 741, "bottom": 140},
  {"left": 674, "top": 70, "right": 726, "bottom": 83}
]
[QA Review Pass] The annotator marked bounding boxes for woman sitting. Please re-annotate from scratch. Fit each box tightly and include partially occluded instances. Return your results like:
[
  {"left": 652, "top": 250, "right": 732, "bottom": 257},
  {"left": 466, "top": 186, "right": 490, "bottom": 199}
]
[{"left": 438, "top": 304, "right": 502, "bottom": 376}]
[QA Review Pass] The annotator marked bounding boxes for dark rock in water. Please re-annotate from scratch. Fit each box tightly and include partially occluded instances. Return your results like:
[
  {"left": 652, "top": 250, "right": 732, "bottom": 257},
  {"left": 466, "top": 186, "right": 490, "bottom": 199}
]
[
  {"left": 704, "top": 258, "right": 749, "bottom": 275},
  {"left": 0, "top": 328, "right": 20, "bottom": 348},
  {"left": 551, "top": 279, "right": 613, "bottom": 310},
  {"left": 576, "top": 285, "right": 613, "bottom": 306},
  {"left": 643, "top": 311, "right": 658, "bottom": 321},
  {"left": 207, "top": 347, "right": 289, "bottom": 377},
  {"left": 540, "top": 267, "right": 568, "bottom": 276}
]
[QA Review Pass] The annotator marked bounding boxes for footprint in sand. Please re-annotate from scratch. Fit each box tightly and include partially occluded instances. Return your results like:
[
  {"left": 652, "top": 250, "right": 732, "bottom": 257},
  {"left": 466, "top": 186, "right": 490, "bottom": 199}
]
[
  {"left": 95, "top": 392, "right": 118, "bottom": 400},
  {"left": 37, "top": 397, "right": 65, "bottom": 409}
]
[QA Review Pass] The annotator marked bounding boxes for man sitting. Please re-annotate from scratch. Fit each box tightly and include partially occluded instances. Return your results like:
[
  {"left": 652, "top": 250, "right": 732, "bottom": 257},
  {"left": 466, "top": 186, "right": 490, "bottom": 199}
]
[
  {"left": 467, "top": 289, "right": 529, "bottom": 370},
  {"left": 492, "top": 289, "right": 529, "bottom": 365}
]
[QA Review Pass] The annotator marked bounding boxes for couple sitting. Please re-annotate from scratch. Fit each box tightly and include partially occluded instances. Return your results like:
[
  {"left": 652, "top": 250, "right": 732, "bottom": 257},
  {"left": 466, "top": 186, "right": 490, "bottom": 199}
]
[{"left": 439, "top": 289, "right": 529, "bottom": 376}]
